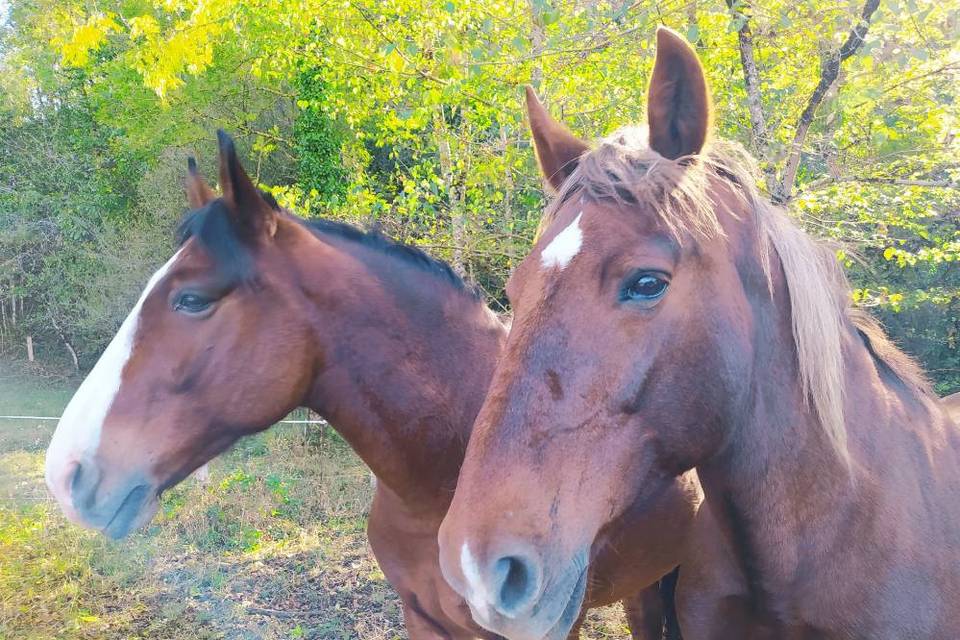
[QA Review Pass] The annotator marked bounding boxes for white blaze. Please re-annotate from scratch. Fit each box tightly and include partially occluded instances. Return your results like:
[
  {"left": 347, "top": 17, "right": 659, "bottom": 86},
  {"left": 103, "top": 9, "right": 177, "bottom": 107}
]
[
  {"left": 44, "top": 250, "right": 182, "bottom": 514},
  {"left": 540, "top": 212, "right": 583, "bottom": 270}
]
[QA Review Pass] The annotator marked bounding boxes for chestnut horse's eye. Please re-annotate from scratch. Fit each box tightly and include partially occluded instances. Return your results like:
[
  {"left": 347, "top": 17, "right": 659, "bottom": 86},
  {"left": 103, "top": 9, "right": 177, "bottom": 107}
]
[
  {"left": 174, "top": 292, "right": 214, "bottom": 315},
  {"left": 620, "top": 273, "right": 669, "bottom": 304}
]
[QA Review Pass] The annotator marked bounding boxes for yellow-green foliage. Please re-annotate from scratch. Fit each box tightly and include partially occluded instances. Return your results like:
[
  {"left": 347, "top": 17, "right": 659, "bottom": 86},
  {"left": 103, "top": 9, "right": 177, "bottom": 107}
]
[{"left": 1, "top": 0, "right": 957, "bottom": 382}]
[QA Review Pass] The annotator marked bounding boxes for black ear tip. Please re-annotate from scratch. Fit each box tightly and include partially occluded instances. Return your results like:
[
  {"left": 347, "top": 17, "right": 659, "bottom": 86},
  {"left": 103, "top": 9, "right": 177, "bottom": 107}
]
[
  {"left": 260, "top": 190, "right": 281, "bottom": 211},
  {"left": 187, "top": 156, "right": 198, "bottom": 173},
  {"left": 217, "top": 129, "right": 235, "bottom": 156}
]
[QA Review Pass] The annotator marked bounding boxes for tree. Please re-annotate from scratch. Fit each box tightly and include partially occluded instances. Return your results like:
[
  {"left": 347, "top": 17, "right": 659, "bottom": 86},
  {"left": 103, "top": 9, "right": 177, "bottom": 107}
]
[{"left": 1, "top": 0, "right": 957, "bottom": 389}]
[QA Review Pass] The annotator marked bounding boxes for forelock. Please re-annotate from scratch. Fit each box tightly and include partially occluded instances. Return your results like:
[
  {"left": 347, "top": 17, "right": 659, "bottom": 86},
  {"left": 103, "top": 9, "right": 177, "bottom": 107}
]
[
  {"left": 534, "top": 127, "right": 872, "bottom": 462},
  {"left": 176, "top": 199, "right": 255, "bottom": 285}
]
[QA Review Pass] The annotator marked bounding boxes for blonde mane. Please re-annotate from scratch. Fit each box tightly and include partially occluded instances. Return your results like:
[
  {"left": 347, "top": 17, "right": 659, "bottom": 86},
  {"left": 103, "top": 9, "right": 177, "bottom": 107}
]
[{"left": 540, "top": 126, "right": 932, "bottom": 461}]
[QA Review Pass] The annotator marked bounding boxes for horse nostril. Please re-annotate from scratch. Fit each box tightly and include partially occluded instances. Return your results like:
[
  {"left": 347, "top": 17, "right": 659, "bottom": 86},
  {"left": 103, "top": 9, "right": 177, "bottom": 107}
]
[
  {"left": 69, "top": 461, "right": 98, "bottom": 510},
  {"left": 494, "top": 555, "right": 540, "bottom": 617},
  {"left": 69, "top": 462, "right": 83, "bottom": 497}
]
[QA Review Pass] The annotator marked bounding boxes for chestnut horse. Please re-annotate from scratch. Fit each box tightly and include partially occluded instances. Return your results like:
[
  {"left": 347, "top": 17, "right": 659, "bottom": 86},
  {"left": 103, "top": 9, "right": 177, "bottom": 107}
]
[
  {"left": 944, "top": 391, "right": 960, "bottom": 423},
  {"left": 44, "top": 132, "right": 699, "bottom": 638},
  {"left": 439, "top": 27, "right": 960, "bottom": 640}
]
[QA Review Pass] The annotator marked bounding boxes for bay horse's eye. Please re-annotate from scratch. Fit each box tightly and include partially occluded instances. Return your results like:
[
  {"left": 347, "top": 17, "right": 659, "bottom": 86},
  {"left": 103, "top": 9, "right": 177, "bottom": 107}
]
[
  {"left": 620, "top": 273, "right": 669, "bottom": 305},
  {"left": 174, "top": 292, "right": 214, "bottom": 315}
]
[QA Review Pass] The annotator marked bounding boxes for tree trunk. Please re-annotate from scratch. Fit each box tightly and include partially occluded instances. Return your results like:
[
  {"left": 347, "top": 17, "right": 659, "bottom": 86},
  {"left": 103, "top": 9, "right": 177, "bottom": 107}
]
[
  {"left": 773, "top": 0, "right": 881, "bottom": 203},
  {"left": 51, "top": 316, "right": 80, "bottom": 372},
  {"left": 528, "top": 0, "right": 545, "bottom": 87},
  {"left": 725, "top": 0, "right": 768, "bottom": 160},
  {"left": 65, "top": 340, "right": 79, "bottom": 371},
  {"left": 501, "top": 127, "right": 516, "bottom": 269},
  {"left": 434, "top": 107, "right": 465, "bottom": 276},
  {"left": 26, "top": 335, "right": 34, "bottom": 362}
]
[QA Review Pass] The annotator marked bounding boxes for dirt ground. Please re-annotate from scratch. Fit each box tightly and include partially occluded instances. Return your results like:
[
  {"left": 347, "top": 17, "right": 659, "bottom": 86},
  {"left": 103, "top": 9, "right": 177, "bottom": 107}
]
[{"left": 0, "top": 366, "right": 629, "bottom": 639}]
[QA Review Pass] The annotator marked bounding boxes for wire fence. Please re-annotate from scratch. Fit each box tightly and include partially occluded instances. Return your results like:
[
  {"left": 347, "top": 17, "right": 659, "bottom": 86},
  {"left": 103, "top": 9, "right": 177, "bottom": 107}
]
[
  {"left": 0, "top": 413, "right": 377, "bottom": 507},
  {"left": 0, "top": 415, "right": 329, "bottom": 425}
]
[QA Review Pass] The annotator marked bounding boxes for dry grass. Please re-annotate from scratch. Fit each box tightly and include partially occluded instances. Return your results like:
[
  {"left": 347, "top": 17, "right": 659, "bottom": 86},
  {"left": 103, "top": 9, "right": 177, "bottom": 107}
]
[{"left": 0, "top": 368, "right": 628, "bottom": 639}]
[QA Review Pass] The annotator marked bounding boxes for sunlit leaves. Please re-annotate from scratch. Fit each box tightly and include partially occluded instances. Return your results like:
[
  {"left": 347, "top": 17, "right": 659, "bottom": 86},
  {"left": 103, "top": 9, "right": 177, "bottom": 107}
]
[
  {"left": 53, "top": 11, "right": 120, "bottom": 67},
  {"left": 51, "top": 0, "right": 239, "bottom": 98},
  {"left": 7, "top": 0, "right": 959, "bottom": 384}
]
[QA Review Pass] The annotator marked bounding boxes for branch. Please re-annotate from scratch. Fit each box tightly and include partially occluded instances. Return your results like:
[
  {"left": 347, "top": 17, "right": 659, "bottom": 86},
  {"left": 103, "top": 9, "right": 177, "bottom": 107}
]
[
  {"left": 725, "top": 1, "right": 768, "bottom": 157},
  {"left": 333, "top": 3, "right": 499, "bottom": 110},
  {"left": 49, "top": 315, "right": 79, "bottom": 372},
  {"left": 850, "top": 61, "right": 960, "bottom": 109},
  {"left": 246, "top": 606, "right": 322, "bottom": 618},
  {"left": 797, "top": 175, "right": 960, "bottom": 196},
  {"left": 773, "top": 0, "right": 881, "bottom": 203}
]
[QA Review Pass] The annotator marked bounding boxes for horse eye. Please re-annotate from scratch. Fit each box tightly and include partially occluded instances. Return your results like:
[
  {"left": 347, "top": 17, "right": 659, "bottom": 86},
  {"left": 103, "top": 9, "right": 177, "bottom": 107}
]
[
  {"left": 174, "top": 292, "right": 214, "bottom": 315},
  {"left": 620, "top": 273, "right": 669, "bottom": 304}
]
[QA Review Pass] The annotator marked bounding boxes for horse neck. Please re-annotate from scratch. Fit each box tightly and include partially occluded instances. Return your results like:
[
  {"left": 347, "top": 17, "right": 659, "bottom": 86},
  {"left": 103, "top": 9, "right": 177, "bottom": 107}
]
[
  {"left": 293, "top": 229, "right": 505, "bottom": 511},
  {"left": 698, "top": 251, "right": 959, "bottom": 599}
]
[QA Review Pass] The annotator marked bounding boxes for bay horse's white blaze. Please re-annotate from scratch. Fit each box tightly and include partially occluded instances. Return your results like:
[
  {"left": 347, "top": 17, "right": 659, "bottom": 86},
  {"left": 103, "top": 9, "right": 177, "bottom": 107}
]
[
  {"left": 45, "top": 250, "right": 182, "bottom": 518},
  {"left": 540, "top": 212, "right": 583, "bottom": 270}
]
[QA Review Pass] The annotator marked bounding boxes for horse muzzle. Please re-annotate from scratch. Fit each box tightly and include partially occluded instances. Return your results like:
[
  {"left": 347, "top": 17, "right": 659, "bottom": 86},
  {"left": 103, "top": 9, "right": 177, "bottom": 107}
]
[
  {"left": 440, "top": 538, "right": 589, "bottom": 640},
  {"left": 46, "top": 457, "right": 158, "bottom": 538}
]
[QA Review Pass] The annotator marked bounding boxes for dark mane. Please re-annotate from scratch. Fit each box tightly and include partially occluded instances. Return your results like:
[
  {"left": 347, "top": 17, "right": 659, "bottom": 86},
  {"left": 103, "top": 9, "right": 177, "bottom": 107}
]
[
  {"left": 177, "top": 200, "right": 255, "bottom": 284},
  {"left": 176, "top": 198, "right": 476, "bottom": 298},
  {"left": 301, "top": 217, "right": 477, "bottom": 298}
]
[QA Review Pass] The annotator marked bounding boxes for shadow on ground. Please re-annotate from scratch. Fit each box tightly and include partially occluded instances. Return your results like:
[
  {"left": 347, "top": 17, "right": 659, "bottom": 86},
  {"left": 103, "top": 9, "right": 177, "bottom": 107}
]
[{"left": 0, "top": 366, "right": 628, "bottom": 639}]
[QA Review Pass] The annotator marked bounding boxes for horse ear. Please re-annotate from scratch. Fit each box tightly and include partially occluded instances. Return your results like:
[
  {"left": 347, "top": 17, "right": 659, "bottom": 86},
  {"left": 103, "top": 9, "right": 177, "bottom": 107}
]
[
  {"left": 647, "top": 27, "right": 711, "bottom": 160},
  {"left": 216, "top": 130, "right": 277, "bottom": 240},
  {"left": 185, "top": 157, "right": 216, "bottom": 209},
  {"left": 525, "top": 86, "right": 590, "bottom": 192}
]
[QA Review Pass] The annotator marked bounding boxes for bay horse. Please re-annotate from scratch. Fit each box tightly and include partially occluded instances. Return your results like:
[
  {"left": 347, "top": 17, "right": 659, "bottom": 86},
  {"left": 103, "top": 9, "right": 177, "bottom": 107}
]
[
  {"left": 438, "top": 27, "right": 960, "bottom": 640},
  {"left": 43, "top": 131, "right": 700, "bottom": 638}
]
